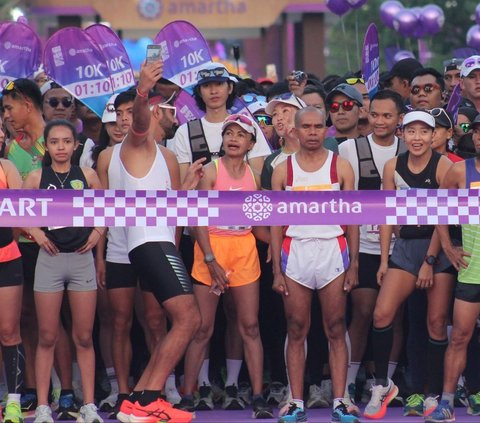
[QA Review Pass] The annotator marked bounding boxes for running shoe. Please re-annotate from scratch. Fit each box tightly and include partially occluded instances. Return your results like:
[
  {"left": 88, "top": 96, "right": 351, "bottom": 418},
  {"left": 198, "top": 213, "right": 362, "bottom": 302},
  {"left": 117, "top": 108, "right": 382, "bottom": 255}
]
[
  {"left": 252, "top": 396, "right": 274, "bottom": 419},
  {"left": 20, "top": 392, "right": 37, "bottom": 417},
  {"left": 425, "top": 400, "right": 455, "bottom": 422},
  {"left": 222, "top": 385, "right": 245, "bottom": 410},
  {"left": 454, "top": 384, "right": 468, "bottom": 407},
  {"left": 99, "top": 393, "right": 117, "bottom": 412},
  {"left": 424, "top": 395, "right": 439, "bottom": 417},
  {"left": 347, "top": 383, "right": 357, "bottom": 403},
  {"left": 361, "top": 379, "right": 375, "bottom": 404},
  {"left": 129, "top": 399, "right": 193, "bottom": 423},
  {"left": 173, "top": 397, "right": 195, "bottom": 412},
  {"left": 319, "top": 379, "right": 333, "bottom": 406},
  {"left": 342, "top": 396, "right": 360, "bottom": 417},
  {"left": 331, "top": 401, "right": 360, "bottom": 423},
  {"left": 195, "top": 384, "right": 214, "bottom": 411},
  {"left": 33, "top": 405, "right": 54, "bottom": 423},
  {"left": 266, "top": 382, "right": 288, "bottom": 406},
  {"left": 3, "top": 401, "right": 23, "bottom": 423},
  {"left": 467, "top": 391, "right": 480, "bottom": 416},
  {"left": 403, "top": 393, "right": 425, "bottom": 416},
  {"left": 277, "top": 403, "right": 307, "bottom": 423},
  {"left": 238, "top": 381, "right": 252, "bottom": 405},
  {"left": 57, "top": 393, "right": 79, "bottom": 420},
  {"left": 116, "top": 397, "right": 135, "bottom": 423},
  {"left": 108, "top": 393, "right": 128, "bottom": 420},
  {"left": 306, "top": 384, "right": 330, "bottom": 408},
  {"left": 363, "top": 378, "right": 399, "bottom": 419},
  {"left": 76, "top": 403, "right": 103, "bottom": 423}
]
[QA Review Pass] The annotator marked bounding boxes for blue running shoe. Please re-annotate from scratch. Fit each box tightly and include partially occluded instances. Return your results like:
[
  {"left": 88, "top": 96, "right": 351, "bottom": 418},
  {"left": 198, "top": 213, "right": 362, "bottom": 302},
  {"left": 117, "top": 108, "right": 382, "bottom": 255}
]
[
  {"left": 331, "top": 402, "right": 359, "bottom": 423},
  {"left": 425, "top": 400, "right": 455, "bottom": 423},
  {"left": 467, "top": 392, "right": 480, "bottom": 416},
  {"left": 278, "top": 403, "right": 308, "bottom": 423}
]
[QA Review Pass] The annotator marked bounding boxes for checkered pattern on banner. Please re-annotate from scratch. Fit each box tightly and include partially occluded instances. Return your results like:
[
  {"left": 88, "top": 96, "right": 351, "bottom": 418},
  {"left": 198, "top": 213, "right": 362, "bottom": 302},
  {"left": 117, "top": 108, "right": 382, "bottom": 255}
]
[
  {"left": 72, "top": 190, "right": 220, "bottom": 227},
  {"left": 385, "top": 189, "right": 480, "bottom": 225}
]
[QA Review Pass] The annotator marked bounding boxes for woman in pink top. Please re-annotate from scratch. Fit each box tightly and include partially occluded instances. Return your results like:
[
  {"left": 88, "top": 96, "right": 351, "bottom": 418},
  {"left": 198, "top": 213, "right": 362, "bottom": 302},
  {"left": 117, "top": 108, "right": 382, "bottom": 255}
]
[{"left": 180, "top": 114, "right": 273, "bottom": 419}]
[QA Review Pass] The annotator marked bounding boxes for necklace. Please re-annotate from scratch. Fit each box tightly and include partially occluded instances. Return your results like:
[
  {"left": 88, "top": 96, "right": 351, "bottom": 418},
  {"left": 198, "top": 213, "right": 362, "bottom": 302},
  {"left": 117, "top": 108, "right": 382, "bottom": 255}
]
[{"left": 53, "top": 167, "right": 71, "bottom": 189}]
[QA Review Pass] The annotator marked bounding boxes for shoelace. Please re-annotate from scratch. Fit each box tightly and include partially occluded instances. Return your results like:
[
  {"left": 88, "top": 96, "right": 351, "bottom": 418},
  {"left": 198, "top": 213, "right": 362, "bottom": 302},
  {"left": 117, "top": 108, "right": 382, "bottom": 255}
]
[
  {"left": 406, "top": 394, "right": 424, "bottom": 407},
  {"left": 369, "top": 385, "right": 387, "bottom": 407}
]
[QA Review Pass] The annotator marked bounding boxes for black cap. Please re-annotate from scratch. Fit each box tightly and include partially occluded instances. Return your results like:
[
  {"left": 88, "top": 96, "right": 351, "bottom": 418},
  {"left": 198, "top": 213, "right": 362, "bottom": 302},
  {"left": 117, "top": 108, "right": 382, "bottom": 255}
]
[
  {"left": 430, "top": 108, "right": 453, "bottom": 129},
  {"left": 470, "top": 114, "right": 480, "bottom": 129},
  {"left": 385, "top": 58, "right": 423, "bottom": 82}
]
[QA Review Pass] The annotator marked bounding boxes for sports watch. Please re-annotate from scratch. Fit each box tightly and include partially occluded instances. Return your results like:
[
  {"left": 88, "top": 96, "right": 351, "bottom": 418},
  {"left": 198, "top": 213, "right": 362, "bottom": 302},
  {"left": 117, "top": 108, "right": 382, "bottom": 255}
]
[
  {"left": 204, "top": 253, "right": 216, "bottom": 264},
  {"left": 424, "top": 255, "right": 437, "bottom": 265}
]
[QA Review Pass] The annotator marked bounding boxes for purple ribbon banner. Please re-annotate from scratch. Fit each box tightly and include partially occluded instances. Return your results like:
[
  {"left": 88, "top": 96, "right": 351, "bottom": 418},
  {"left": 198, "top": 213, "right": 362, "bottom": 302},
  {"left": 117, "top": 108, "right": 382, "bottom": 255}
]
[{"left": 0, "top": 189, "right": 479, "bottom": 228}]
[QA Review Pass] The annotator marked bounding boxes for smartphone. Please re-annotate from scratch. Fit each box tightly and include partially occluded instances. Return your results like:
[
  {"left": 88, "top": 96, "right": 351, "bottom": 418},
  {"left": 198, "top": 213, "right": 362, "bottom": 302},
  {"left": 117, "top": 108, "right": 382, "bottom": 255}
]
[{"left": 146, "top": 44, "right": 162, "bottom": 64}]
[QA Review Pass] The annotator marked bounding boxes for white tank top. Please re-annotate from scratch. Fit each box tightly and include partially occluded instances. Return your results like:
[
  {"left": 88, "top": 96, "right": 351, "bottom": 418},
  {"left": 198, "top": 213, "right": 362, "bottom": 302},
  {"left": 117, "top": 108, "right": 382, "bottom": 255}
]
[
  {"left": 285, "top": 150, "right": 344, "bottom": 239},
  {"left": 119, "top": 143, "right": 176, "bottom": 252},
  {"left": 106, "top": 143, "right": 130, "bottom": 263}
]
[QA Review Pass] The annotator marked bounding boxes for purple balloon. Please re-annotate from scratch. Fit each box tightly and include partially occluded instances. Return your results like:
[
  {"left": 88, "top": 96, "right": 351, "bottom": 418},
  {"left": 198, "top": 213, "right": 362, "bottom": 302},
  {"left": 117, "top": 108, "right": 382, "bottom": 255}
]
[
  {"left": 419, "top": 4, "right": 445, "bottom": 36},
  {"left": 380, "top": 1, "right": 404, "bottom": 29},
  {"left": 326, "top": 0, "right": 351, "bottom": 16},
  {"left": 476, "top": 4, "right": 480, "bottom": 26},
  {"left": 393, "top": 9, "right": 418, "bottom": 37},
  {"left": 346, "top": 0, "right": 367, "bottom": 9},
  {"left": 410, "top": 7, "right": 428, "bottom": 38},
  {"left": 467, "top": 24, "right": 480, "bottom": 50}
]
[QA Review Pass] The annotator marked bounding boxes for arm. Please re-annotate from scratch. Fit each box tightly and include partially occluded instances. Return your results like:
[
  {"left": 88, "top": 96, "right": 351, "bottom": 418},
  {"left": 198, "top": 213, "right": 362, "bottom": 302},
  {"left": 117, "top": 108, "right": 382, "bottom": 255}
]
[
  {"left": 270, "top": 161, "right": 289, "bottom": 296},
  {"left": 337, "top": 156, "right": 359, "bottom": 292},
  {"left": 1, "top": 159, "right": 22, "bottom": 188},
  {"left": 287, "top": 73, "right": 308, "bottom": 97},
  {"left": 377, "top": 158, "right": 396, "bottom": 285}
]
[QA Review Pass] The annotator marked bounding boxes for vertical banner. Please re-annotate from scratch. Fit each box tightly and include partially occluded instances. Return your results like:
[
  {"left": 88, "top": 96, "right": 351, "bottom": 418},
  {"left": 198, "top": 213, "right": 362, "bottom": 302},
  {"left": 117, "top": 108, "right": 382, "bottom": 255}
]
[
  {"left": 85, "top": 24, "right": 136, "bottom": 94},
  {"left": 43, "top": 27, "right": 114, "bottom": 118},
  {"left": 446, "top": 84, "right": 462, "bottom": 123},
  {"left": 174, "top": 89, "right": 204, "bottom": 125},
  {"left": 0, "top": 21, "right": 42, "bottom": 88},
  {"left": 362, "top": 23, "right": 380, "bottom": 99},
  {"left": 153, "top": 20, "right": 212, "bottom": 93}
]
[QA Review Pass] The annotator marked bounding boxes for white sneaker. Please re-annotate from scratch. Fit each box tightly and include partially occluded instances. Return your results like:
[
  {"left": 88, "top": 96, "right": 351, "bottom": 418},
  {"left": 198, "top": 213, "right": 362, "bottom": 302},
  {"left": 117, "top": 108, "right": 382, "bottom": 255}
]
[
  {"left": 363, "top": 378, "right": 399, "bottom": 419},
  {"left": 361, "top": 378, "right": 375, "bottom": 403},
  {"left": 76, "top": 403, "right": 104, "bottom": 423},
  {"left": 266, "top": 382, "right": 287, "bottom": 406},
  {"left": 424, "top": 395, "right": 439, "bottom": 417},
  {"left": 34, "top": 405, "right": 54, "bottom": 423},
  {"left": 99, "top": 393, "right": 117, "bottom": 410},
  {"left": 306, "top": 384, "right": 329, "bottom": 408}
]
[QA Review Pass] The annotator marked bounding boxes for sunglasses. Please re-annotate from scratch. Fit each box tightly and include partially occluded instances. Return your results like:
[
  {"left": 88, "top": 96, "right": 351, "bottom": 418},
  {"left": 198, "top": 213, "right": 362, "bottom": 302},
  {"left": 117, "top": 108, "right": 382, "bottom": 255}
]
[
  {"left": 154, "top": 103, "right": 176, "bottom": 118},
  {"left": 429, "top": 107, "right": 453, "bottom": 128},
  {"left": 329, "top": 100, "right": 357, "bottom": 113},
  {"left": 242, "top": 94, "right": 266, "bottom": 104},
  {"left": 410, "top": 83, "right": 441, "bottom": 95},
  {"left": 459, "top": 122, "right": 471, "bottom": 133},
  {"left": 345, "top": 77, "right": 365, "bottom": 85},
  {"left": 197, "top": 67, "right": 229, "bottom": 80},
  {"left": 45, "top": 97, "right": 73, "bottom": 108},
  {"left": 255, "top": 114, "right": 272, "bottom": 126},
  {"left": 225, "top": 113, "right": 254, "bottom": 126}
]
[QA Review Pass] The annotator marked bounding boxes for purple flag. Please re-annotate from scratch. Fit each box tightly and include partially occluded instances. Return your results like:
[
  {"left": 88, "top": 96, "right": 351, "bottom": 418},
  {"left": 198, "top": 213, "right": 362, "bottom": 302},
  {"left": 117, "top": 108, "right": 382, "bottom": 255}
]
[
  {"left": 446, "top": 84, "right": 462, "bottom": 123},
  {"left": 85, "top": 24, "right": 136, "bottom": 94},
  {"left": 43, "top": 27, "right": 114, "bottom": 118},
  {"left": 153, "top": 20, "right": 212, "bottom": 93},
  {"left": 175, "top": 89, "right": 204, "bottom": 125},
  {"left": 362, "top": 23, "right": 380, "bottom": 98},
  {"left": 0, "top": 21, "right": 42, "bottom": 88}
]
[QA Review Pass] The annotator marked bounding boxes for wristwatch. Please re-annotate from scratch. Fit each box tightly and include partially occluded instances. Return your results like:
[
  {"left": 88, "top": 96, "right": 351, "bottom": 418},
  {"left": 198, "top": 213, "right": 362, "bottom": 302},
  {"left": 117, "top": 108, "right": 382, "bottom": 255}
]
[
  {"left": 424, "top": 255, "right": 437, "bottom": 265},
  {"left": 204, "top": 253, "right": 216, "bottom": 264}
]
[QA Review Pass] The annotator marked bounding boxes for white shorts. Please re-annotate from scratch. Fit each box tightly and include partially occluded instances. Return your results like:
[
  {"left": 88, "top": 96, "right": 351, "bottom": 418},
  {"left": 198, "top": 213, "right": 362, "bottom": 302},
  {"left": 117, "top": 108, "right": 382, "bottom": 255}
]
[{"left": 281, "top": 235, "right": 349, "bottom": 290}]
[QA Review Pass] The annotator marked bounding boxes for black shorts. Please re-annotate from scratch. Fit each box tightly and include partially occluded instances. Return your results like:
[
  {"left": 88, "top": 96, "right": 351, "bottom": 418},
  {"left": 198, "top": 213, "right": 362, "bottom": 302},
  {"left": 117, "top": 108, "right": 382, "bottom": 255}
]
[
  {"left": 0, "top": 257, "right": 23, "bottom": 287},
  {"left": 106, "top": 261, "right": 151, "bottom": 292},
  {"left": 455, "top": 281, "right": 480, "bottom": 303},
  {"left": 354, "top": 253, "right": 381, "bottom": 290},
  {"left": 19, "top": 242, "right": 39, "bottom": 287},
  {"left": 128, "top": 242, "right": 193, "bottom": 303}
]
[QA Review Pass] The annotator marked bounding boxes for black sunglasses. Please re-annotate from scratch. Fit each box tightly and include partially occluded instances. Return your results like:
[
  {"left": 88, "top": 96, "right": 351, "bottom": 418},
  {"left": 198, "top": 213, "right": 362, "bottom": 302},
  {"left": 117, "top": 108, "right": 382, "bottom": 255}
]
[{"left": 45, "top": 97, "right": 73, "bottom": 108}]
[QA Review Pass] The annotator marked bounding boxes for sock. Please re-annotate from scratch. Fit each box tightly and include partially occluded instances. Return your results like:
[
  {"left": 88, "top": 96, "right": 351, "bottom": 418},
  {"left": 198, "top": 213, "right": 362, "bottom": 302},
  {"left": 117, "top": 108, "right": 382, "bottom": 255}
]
[
  {"left": 198, "top": 359, "right": 211, "bottom": 387},
  {"left": 2, "top": 344, "right": 25, "bottom": 394},
  {"left": 346, "top": 362, "right": 361, "bottom": 387},
  {"left": 333, "top": 397, "right": 344, "bottom": 409},
  {"left": 372, "top": 325, "right": 393, "bottom": 386},
  {"left": 165, "top": 373, "right": 177, "bottom": 392},
  {"left": 458, "top": 375, "right": 465, "bottom": 386},
  {"left": 387, "top": 361, "right": 398, "bottom": 380},
  {"left": 292, "top": 399, "right": 304, "bottom": 410},
  {"left": 128, "top": 391, "right": 142, "bottom": 402},
  {"left": 7, "top": 393, "right": 21, "bottom": 405},
  {"left": 441, "top": 392, "right": 455, "bottom": 408},
  {"left": 225, "top": 359, "right": 242, "bottom": 387},
  {"left": 106, "top": 367, "right": 119, "bottom": 396},
  {"left": 428, "top": 338, "right": 448, "bottom": 396},
  {"left": 138, "top": 390, "right": 161, "bottom": 406}
]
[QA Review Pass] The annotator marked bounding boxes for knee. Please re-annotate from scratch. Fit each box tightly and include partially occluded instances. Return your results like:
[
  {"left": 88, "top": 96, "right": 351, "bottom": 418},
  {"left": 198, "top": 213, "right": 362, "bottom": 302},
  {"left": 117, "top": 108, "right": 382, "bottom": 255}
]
[
  {"left": 373, "top": 306, "right": 392, "bottom": 328},
  {"left": 0, "top": 324, "right": 21, "bottom": 346},
  {"left": 72, "top": 332, "right": 93, "bottom": 350},
  {"left": 193, "top": 321, "right": 214, "bottom": 343},
  {"left": 38, "top": 329, "right": 58, "bottom": 349},
  {"left": 450, "top": 328, "right": 471, "bottom": 350},
  {"left": 286, "top": 317, "right": 309, "bottom": 343},
  {"left": 240, "top": 320, "right": 260, "bottom": 341},
  {"left": 427, "top": 314, "right": 448, "bottom": 339},
  {"left": 324, "top": 316, "right": 346, "bottom": 341},
  {"left": 111, "top": 311, "right": 133, "bottom": 335},
  {"left": 144, "top": 309, "right": 167, "bottom": 336}
]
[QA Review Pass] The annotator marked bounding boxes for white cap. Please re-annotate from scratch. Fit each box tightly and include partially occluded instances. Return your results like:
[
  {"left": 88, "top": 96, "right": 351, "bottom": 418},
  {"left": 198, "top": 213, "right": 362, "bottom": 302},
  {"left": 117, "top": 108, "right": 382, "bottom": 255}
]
[
  {"left": 402, "top": 110, "right": 435, "bottom": 129},
  {"left": 461, "top": 55, "right": 480, "bottom": 78},
  {"left": 265, "top": 93, "right": 306, "bottom": 115},
  {"left": 222, "top": 114, "right": 256, "bottom": 138},
  {"left": 102, "top": 94, "right": 119, "bottom": 123}
]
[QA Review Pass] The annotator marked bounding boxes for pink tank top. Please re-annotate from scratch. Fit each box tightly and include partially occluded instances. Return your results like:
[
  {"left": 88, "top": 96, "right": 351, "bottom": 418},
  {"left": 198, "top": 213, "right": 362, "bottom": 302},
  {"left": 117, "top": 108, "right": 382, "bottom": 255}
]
[{"left": 209, "top": 157, "right": 257, "bottom": 236}]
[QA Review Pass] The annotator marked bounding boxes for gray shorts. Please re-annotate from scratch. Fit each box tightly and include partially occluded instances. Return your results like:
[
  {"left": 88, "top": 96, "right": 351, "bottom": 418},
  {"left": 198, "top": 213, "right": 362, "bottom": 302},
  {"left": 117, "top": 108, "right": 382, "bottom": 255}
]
[
  {"left": 389, "top": 238, "right": 455, "bottom": 276},
  {"left": 34, "top": 250, "right": 97, "bottom": 293}
]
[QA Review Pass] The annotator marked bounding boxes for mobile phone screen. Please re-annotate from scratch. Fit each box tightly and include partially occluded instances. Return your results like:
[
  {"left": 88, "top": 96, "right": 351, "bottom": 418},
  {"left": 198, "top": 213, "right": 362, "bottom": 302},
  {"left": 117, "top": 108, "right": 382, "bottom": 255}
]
[{"left": 146, "top": 45, "right": 161, "bottom": 64}]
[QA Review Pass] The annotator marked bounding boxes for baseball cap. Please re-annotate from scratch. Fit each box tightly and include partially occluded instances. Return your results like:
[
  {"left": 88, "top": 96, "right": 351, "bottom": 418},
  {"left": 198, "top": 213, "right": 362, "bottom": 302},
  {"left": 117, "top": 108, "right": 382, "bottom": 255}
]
[
  {"left": 325, "top": 83, "right": 363, "bottom": 107},
  {"left": 460, "top": 55, "right": 480, "bottom": 78},
  {"left": 385, "top": 58, "right": 423, "bottom": 82},
  {"left": 470, "top": 114, "right": 480, "bottom": 129},
  {"left": 443, "top": 58, "right": 463, "bottom": 73},
  {"left": 196, "top": 62, "right": 237, "bottom": 86},
  {"left": 102, "top": 93, "right": 119, "bottom": 123},
  {"left": 265, "top": 92, "right": 306, "bottom": 115},
  {"left": 402, "top": 110, "right": 435, "bottom": 129},
  {"left": 222, "top": 113, "right": 257, "bottom": 139},
  {"left": 430, "top": 108, "right": 453, "bottom": 129}
]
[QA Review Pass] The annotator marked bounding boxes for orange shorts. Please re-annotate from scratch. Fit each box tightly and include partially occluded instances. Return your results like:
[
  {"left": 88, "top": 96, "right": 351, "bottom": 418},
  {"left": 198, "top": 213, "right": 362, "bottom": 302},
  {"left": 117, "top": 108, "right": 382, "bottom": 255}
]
[{"left": 192, "top": 232, "right": 260, "bottom": 287}]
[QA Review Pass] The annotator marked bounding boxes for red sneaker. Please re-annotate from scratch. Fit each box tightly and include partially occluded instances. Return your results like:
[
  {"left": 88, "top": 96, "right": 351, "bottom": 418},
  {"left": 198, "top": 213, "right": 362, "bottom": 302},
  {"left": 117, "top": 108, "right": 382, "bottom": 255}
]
[
  {"left": 129, "top": 399, "right": 193, "bottom": 422},
  {"left": 117, "top": 398, "right": 135, "bottom": 422}
]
